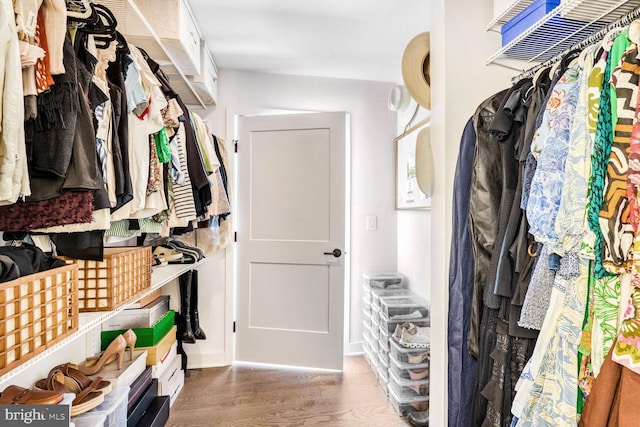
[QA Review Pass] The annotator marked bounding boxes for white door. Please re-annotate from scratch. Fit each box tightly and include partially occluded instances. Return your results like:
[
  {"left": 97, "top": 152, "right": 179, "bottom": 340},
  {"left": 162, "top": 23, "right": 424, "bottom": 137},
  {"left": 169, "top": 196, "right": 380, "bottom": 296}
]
[{"left": 235, "top": 112, "right": 347, "bottom": 370}]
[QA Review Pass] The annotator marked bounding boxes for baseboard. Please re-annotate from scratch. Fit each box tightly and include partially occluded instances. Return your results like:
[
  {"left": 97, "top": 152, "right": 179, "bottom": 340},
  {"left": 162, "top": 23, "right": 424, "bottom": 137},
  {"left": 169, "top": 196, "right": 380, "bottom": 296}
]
[
  {"left": 186, "top": 351, "right": 227, "bottom": 369},
  {"left": 344, "top": 341, "right": 364, "bottom": 356}
]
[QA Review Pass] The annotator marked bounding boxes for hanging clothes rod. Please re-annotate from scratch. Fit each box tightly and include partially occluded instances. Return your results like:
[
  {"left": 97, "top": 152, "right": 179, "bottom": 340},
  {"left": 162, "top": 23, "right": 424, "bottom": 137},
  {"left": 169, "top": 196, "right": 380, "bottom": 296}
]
[{"left": 512, "top": 5, "right": 640, "bottom": 83}]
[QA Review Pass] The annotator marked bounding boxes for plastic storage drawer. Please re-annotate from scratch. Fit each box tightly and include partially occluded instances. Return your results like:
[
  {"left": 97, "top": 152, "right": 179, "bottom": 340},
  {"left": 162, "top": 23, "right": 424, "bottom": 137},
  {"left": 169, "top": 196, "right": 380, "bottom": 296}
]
[
  {"left": 363, "top": 272, "right": 407, "bottom": 290},
  {"left": 362, "top": 307, "right": 372, "bottom": 330},
  {"left": 388, "top": 370, "right": 429, "bottom": 398},
  {"left": 379, "top": 332, "right": 390, "bottom": 353},
  {"left": 73, "top": 386, "right": 129, "bottom": 427},
  {"left": 388, "top": 386, "right": 430, "bottom": 416},
  {"left": 379, "top": 296, "right": 429, "bottom": 320},
  {"left": 378, "top": 311, "right": 430, "bottom": 336},
  {"left": 389, "top": 353, "right": 429, "bottom": 381},
  {"left": 371, "top": 288, "right": 412, "bottom": 311},
  {"left": 390, "top": 337, "right": 430, "bottom": 364}
]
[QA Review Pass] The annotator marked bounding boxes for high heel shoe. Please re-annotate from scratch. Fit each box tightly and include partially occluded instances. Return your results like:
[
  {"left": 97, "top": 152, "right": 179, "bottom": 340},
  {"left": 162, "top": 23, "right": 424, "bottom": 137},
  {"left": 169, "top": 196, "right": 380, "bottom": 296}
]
[
  {"left": 123, "top": 329, "right": 137, "bottom": 361},
  {"left": 78, "top": 335, "right": 126, "bottom": 376}
]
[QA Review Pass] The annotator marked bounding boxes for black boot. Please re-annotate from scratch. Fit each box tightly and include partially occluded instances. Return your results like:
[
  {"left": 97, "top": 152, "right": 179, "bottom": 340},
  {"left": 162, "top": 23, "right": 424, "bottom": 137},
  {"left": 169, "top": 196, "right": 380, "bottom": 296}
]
[
  {"left": 179, "top": 271, "right": 196, "bottom": 344},
  {"left": 190, "top": 270, "right": 207, "bottom": 340}
]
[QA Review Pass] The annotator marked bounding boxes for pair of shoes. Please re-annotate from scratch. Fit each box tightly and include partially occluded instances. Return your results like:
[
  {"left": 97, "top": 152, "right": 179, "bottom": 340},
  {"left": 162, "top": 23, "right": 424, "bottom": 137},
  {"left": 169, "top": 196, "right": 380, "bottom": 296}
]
[
  {"left": 153, "top": 246, "right": 184, "bottom": 264},
  {"left": 392, "top": 322, "right": 414, "bottom": 342},
  {"left": 178, "top": 271, "right": 206, "bottom": 343},
  {"left": 408, "top": 368, "right": 429, "bottom": 380},
  {"left": 0, "top": 385, "right": 63, "bottom": 405},
  {"left": 78, "top": 329, "right": 137, "bottom": 376},
  {"left": 408, "top": 410, "right": 429, "bottom": 426},
  {"left": 35, "top": 365, "right": 110, "bottom": 417},
  {"left": 408, "top": 351, "right": 430, "bottom": 364},
  {"left": 390, "top": 310, "right": 424, "bottom": 321},
  {"left": 399, "top": 325, "right": 430, "bottom": 349},
  {"left": 36, "top": 363, "right": 112, "bottom": 396},
  {"left": 409, "top": 382, "right": 429, "bottom": 396}
]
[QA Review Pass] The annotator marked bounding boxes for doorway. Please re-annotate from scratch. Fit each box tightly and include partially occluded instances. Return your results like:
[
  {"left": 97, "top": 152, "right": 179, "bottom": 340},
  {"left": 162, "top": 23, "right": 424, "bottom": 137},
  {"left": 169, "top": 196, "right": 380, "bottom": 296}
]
[{"left": 234, "top": 111, "right": 349, "bottom": 370}]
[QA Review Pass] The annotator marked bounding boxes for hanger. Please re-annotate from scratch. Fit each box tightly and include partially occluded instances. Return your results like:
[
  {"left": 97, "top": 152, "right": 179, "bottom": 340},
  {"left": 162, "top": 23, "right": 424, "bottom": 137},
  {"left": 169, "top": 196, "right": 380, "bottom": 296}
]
[
  {"left": 603, "top": 27, "right": 625, "bottom": 51},
  {"left": 65, "top": 0, "right": 93, "bottom": 20},
  {"left": 532, "top": 66, "right": 550, "bottom": 86},
  {"left": 628, "top": 20, "right": 640, "bottom": 46}
]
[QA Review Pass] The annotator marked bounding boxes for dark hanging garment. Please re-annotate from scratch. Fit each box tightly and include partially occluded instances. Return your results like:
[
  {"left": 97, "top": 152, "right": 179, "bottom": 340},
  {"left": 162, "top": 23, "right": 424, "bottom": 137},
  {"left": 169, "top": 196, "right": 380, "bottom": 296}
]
[
  {"left": 107, "top": 51, "right": 134, "bottom": 213},
  {"left": 51, "top": 231, "right": 106, "bottom": 261},
  {"left": 24, "top": 35, "right": 79, "bottom": 201},
  {"left": 448, "top": 117, "right": 478, "bottom": 427},
  {"left": 175, "top": 97, "right": 212, "bottom": 217}
]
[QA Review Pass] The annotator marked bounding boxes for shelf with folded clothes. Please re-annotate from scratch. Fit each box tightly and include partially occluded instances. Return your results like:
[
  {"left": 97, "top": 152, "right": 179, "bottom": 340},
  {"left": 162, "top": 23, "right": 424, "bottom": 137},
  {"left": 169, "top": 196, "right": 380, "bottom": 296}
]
[
  {"left": 486, "top": 0, "right": 640, "bottom": 67},
  {"left": 0, "top": 257, "right": 208, "bottom": 386}
]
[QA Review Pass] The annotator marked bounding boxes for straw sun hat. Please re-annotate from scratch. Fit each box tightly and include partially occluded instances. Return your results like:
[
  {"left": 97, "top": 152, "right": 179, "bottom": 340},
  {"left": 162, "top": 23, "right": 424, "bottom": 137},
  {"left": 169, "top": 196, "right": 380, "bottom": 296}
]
[
  {"left": 402, "top": 32, "right": 431, "bottom": 110},
  {"left": 415, "top": 126, "right": 433, "bottom": 196}
]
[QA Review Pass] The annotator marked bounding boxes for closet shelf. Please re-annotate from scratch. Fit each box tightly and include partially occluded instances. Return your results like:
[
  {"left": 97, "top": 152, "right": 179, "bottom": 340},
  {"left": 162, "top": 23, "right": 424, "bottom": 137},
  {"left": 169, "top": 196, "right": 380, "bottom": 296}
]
[
  {"left": 0, "top": 258, "right": 207, "bottom": 386},
  {"left": 486, "top": 0, "right": 640, "bottom": 66},
  {"left": 487, "top": 0, "right": 537, "bottom": 31}
]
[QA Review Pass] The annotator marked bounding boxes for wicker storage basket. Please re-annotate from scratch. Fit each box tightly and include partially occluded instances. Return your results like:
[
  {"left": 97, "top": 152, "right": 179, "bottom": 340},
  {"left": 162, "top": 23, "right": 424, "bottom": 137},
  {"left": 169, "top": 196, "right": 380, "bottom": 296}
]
[
  {"left": 0, "top": 264, "right": 79, "bottom": 376},
  {"left": 63, "top": 247, "right": 153, "bottom": 312}
]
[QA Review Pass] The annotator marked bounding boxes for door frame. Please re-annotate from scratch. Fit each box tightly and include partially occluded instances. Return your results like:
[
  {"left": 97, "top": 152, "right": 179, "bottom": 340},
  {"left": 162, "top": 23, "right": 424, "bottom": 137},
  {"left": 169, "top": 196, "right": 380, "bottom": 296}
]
[{"left": 223, "top": 107, "right": 351, "bottom": 366}]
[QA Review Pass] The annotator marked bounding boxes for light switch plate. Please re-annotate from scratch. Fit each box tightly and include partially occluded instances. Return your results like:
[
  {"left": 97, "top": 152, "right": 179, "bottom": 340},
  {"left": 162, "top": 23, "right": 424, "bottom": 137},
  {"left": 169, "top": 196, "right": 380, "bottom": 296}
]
[{"left": 365, "top": 215, "right": 377, "bottom": 231}]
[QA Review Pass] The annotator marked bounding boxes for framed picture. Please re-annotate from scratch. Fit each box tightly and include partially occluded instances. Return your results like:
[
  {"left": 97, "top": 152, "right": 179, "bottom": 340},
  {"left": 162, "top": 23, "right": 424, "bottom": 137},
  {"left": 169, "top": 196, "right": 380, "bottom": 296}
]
[{"left": 396, "top": 126, "right": 431, "bottom": 210}]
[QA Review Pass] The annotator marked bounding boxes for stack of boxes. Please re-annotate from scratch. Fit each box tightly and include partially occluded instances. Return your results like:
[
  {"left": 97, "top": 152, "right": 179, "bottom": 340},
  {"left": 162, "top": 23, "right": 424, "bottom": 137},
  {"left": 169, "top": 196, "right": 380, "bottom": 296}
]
[{"left": 361, "top": 273, "right": 431, "bottom": 417}]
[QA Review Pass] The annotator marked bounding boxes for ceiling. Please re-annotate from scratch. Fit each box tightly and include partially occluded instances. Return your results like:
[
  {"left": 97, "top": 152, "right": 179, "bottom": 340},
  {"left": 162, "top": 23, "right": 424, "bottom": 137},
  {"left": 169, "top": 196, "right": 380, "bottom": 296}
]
[{"left": 185, "top": 0, "right": 430, "bottom": 84}]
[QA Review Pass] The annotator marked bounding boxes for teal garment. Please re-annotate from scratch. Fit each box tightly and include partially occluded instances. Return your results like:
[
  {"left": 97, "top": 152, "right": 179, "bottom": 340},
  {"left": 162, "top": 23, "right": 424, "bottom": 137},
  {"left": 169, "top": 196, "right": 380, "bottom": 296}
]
[
  {"left": 609, "top": 29, "right": 630, "bottom": 127},
  {"left": 588, "top": 50, "right": 615, "bottom": 280}
]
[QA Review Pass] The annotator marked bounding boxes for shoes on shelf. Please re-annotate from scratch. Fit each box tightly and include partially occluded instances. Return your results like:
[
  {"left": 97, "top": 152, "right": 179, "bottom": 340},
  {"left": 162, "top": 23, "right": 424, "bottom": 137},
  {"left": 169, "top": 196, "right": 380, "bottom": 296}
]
[
  {"left": 77, "top": 334, "right": 126, "bottom": 376},
  {"left": 69, "top": 387, "right": 104, "bottom": 417},
  {"left": 123, "top": 329, "right": 137, "bottom": 361},
  {"left": 408, "top": 410, "right": 429, "bottom": 426},
  {"left": 399, "top": 325, "right": 430, "bottom": 349},
  {"left": 36, "top": 363, "right": 112, "bottom": 396},
  {"left": 0, "top": 385, "right": 64, "bottom": 405}
]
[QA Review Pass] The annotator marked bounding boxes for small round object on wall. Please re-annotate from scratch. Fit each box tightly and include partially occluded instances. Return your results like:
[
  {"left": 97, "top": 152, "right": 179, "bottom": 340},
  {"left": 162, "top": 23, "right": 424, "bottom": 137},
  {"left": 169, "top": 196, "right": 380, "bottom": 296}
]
[{"left": 402, "top": 32, "right": 431, "bottom": 110}]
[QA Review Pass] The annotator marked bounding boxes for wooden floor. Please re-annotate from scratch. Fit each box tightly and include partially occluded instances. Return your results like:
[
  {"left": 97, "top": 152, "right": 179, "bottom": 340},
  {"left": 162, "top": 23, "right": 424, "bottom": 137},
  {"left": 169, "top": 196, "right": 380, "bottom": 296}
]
[{"left": 167, "top": 356, "right": 412, "bottom": 427}]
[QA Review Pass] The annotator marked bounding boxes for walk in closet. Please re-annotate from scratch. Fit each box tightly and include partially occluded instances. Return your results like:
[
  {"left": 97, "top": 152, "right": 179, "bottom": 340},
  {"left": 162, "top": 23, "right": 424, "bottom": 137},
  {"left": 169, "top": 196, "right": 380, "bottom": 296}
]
[
  {"left": 447, "top": 0, "right": 640, "bottom": 425},
  {"left": 0, "top": 0, "right": 227, "bottom": 424}
]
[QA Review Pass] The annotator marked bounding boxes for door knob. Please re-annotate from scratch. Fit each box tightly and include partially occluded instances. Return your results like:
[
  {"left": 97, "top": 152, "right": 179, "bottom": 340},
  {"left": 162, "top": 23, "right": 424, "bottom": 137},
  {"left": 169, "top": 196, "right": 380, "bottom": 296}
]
[{"left": 323, "top": 249, "right": 342, "bottom": 258}]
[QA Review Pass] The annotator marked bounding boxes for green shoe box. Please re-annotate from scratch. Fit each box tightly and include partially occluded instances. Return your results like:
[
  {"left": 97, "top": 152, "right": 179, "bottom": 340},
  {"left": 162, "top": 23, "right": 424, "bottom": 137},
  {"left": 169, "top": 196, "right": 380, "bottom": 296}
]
[{"left": 102, "top": 310, "right": 175, "bottom": 350}]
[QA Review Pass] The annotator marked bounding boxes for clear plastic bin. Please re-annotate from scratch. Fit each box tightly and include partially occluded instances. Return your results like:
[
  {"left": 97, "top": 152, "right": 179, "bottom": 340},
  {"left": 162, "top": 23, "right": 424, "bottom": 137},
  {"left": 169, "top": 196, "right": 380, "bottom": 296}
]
[
  {"left": 378, "top": 364, "right": 389, "bottom": 385},
  {"left": 369, "top": 334, "right": 380, "bottom": 353},
  {"left": 362, "top": 322, "right": 371, "bottom": 343},
  {"left": 379, "top": 333, "right": 390, "bottom": 353},
  {"left": 388, "top": 370, "right": 429, "bottom": 398},
  {"left": 390, "top": 336, "right": 431, "bottom": 364},
  {"left": 371, "top": 318, "right": 380, "bottom": 340},
  {"left": 378, "top": 375, "right": 389, "bottom": 397},
  {"left": 389, "top": 352, "right": 429, "bottom": 381},
  {"left": 362, "top": 308, "right": 372, "bottom": 330},
  {"left": 379, "top": 312, "right": 430, "bottom": 336},
  {"left": 378, "top": 347, "right": 390, "bottom": 367},
  {"left": 379, "top": 296, "right": 430, "bottom": 320},
  {"left": 363, "top": 273, "right": 408, "bottom": 290},
  {"left": 72, "top": 386, "right": 129, "bottom": 427},
  {"left": 388, "top": 386, "right": 430, "bottom": 416},
  {"left": 371, "top": 288, "right": 413, "bottom": 311}
]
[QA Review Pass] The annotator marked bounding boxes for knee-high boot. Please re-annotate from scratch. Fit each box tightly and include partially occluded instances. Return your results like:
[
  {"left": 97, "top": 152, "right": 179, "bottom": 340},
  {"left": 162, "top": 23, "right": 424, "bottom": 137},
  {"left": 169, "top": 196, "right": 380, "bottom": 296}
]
[
  {"left": 179, "top": 271, "right": 196, "bottom": 344},
  {"left": 190, "top": 270, "right": 206, "bottom": 340}
]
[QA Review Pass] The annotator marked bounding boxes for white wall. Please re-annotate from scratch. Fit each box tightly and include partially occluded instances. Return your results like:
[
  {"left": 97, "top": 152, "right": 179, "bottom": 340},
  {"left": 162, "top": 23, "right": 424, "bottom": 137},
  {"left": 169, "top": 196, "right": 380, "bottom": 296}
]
[
  {"left": 429, "top": 0, "right": 515, "bottom": 425},
  {"left": 200, "top": 69, "right": 399, "bottom": 356}
]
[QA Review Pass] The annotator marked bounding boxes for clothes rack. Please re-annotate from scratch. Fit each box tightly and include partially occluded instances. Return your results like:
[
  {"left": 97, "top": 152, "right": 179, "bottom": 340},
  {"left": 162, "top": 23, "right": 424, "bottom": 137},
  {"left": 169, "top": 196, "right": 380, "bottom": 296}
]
[{"left": 512, "top": 5, "right": 640, "bottom": 83}]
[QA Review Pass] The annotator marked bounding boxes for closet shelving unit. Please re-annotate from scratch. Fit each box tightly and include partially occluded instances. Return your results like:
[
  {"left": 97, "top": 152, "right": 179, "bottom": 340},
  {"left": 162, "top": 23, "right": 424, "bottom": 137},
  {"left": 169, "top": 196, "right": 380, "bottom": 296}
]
[
  {"left": 94, "top": 0, "right": 208, "bottom": 108},
  {"left": 0, "top": 260, "right": 207, "bottom": 386},
  {"left": 486, "top": 0, "right": 640, "bottom": 67}
]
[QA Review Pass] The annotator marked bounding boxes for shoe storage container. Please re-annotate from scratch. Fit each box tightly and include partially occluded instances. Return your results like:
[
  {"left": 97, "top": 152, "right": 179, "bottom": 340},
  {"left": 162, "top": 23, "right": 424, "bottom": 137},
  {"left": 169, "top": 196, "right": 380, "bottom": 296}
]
[
  {"left": 363, "top": 272, "right": 407, "bottom": 290},
  {"left": 390, "top": 337, "right": 430, "bottom": 365},
  {"left": 72, "top": 386, "right": 130, "bottom": 427},
  {"left": 388, "top": 387, "right": 430, "bottom": 416},
  {"left": 379, "top": 312, "right": 430, "bottom": 336},
  {"left": 388, "top": 370, "right": 429, "bottom": 398},
  {"left": 62, "top": 246, "right": 152, "bottom": 312},
  {"left": 379, "top": 295, "right": 429, "bottom": 320},
  {"left": 371, "top": 288, "right": 412, "bottom": 313},
  {"left": 0, "top": 263, "right": 78, "bottom": 377},
  {"left": 362, "top": 308, "right": 372, "bottom": 330},
  {"left": 389, "top": 353, "right": 430, "bottom": 381}
]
